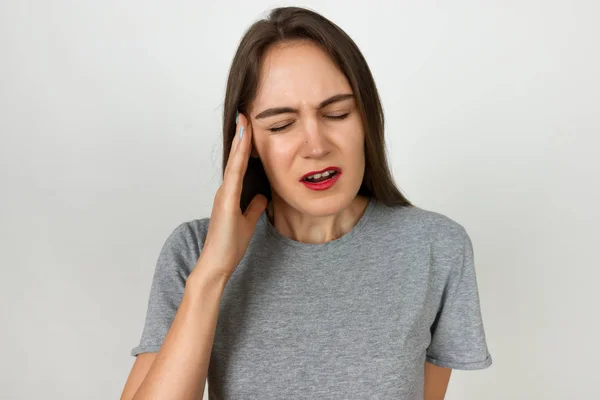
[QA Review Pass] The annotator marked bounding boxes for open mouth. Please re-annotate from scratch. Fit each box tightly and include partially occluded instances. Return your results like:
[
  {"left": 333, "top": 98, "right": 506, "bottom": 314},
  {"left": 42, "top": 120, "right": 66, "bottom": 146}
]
[{"left": 302, "top": 169, "right": 339, "bottom": 183}]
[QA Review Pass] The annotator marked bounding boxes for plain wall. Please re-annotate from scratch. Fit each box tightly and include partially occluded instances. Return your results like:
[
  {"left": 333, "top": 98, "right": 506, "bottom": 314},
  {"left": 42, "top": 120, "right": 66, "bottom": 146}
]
[{"left": 1, "top": 0, "right": 598, "bottom": 398}]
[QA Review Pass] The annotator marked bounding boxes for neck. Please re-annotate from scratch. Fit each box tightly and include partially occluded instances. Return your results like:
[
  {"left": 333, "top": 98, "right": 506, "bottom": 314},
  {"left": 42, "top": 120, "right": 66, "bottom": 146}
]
[{"left": 267, "top": 194, "right": 369, "bottom": 244}]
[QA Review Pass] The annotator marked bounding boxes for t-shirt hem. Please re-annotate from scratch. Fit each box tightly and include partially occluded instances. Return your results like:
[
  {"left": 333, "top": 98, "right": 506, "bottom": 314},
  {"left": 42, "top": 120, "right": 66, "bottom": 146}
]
[
  {"left": 425, "top": 354, "right": 493, "bottom": 370},
  {"left": 130, "top": 344, "right": 161, "bottom": 357}
]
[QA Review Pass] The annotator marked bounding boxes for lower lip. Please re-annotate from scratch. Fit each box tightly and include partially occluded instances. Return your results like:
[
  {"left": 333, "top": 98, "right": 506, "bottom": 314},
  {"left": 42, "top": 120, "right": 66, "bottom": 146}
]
[{"left": 301, "top": 172, "right": 341, "bottom": 191}]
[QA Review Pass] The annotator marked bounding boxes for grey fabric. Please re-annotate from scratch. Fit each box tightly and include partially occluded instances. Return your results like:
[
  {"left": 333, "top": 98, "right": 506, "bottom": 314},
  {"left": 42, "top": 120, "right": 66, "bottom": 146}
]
[{"left": 131, "top": 197, "right": 492, "bottom": 399}]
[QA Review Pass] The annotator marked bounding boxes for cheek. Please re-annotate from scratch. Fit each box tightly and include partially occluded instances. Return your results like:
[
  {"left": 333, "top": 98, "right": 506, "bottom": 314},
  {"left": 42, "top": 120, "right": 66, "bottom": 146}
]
[
  {"left": 259, "top": 138, "right": 298, "bottom": 180},
  {"left": 332, "top": 124, "right": 365, "bottom": 156}
]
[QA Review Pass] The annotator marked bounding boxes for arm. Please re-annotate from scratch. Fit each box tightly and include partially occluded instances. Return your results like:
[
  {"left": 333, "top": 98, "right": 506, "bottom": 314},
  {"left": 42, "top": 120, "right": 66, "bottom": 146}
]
[
  {"left": 121, "top": 265, "right": 229, "bottom": 400},
  {"left": 424, "top": 361, "right": 452, "bottom": 400},
  {"left": 122, "top": 113, "right": 264, "bottom": 400}
]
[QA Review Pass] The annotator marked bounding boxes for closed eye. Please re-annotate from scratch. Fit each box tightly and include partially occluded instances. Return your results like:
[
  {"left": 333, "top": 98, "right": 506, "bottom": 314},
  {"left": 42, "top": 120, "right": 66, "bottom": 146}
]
[
  {"left": 268, "top": 113, "right": 350, "bottom": 132},
  {"left": 269, "top": 124, "right": 293, "bottom": 132},
  {"left": 325, "top": 113, "right": 350, "bottom": 120}
]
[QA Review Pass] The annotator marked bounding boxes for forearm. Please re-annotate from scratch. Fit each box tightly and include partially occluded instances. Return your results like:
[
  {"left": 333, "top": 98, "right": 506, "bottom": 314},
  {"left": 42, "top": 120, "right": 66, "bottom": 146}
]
[
  {"left": 133, "top": 263, "right": 228, "bottom": 400},
  {"left": 424, "top": 361, "right": 452, "bottom": 400}
]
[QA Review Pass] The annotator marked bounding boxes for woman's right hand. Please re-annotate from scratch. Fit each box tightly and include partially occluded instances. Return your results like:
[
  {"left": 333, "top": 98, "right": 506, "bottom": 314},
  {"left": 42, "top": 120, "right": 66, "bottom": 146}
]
[{"left": 196, "top": 112, "right": 267, "bottom": 282}]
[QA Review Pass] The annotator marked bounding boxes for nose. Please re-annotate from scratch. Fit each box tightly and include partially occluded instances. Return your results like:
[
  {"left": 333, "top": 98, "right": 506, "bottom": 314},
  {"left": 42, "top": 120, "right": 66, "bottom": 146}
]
[{"left": 300, "top": 117, "right": 331, "bottom": 159}]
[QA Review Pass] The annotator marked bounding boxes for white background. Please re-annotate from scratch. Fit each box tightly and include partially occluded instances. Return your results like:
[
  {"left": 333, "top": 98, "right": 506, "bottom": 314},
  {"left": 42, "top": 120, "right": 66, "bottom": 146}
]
[{"left": 1, "top": 1, "right": 598, "bottom": 399}]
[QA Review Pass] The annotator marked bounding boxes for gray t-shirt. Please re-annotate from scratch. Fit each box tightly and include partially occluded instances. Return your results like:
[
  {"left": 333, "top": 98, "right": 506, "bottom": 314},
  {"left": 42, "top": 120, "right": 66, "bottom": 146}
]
[{"left": 131, "top": 197, "right": 492, "bottom": 399}]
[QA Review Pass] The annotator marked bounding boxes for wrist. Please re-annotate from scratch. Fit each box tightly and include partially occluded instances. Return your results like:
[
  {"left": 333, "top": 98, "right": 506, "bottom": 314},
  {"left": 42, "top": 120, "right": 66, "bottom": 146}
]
[{"left": 187, "top": 260, "right": 230, "bottom": 292}]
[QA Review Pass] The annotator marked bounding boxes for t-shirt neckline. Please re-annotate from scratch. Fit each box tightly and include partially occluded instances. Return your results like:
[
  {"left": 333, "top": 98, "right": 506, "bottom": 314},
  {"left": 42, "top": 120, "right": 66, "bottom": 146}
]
[{"left": 258, "top": 196, "right": 377, "bottom": 251}]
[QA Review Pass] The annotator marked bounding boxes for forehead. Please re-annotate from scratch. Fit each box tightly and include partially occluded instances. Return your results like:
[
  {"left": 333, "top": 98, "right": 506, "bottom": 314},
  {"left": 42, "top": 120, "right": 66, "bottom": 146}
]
[{"left": 251, "top": 41, "right": 352, "bottom": 112}]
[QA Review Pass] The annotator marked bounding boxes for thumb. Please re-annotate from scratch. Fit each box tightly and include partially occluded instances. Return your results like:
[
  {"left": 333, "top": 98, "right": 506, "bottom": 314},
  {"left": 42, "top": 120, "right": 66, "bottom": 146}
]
[{"left": 243, "top": 194, "right": 268, "bottom": 224}]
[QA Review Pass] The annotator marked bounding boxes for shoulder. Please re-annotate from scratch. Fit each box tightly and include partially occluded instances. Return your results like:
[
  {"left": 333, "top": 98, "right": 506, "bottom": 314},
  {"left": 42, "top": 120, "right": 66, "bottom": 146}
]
[
  {"left": 158, "top": 217, "right": 211, "bottom": 259},
  {"left": 373, "top": 202, "right": 469, "bottom": 248},
  {"left": 170, "top": 217, "right": 211, "bottom": 250},
  {"left": 153, "top": 217, "right": 211, "bottom": 277},
  {"left": 186, "top": 217, "right": 211, "bottom": 242}
]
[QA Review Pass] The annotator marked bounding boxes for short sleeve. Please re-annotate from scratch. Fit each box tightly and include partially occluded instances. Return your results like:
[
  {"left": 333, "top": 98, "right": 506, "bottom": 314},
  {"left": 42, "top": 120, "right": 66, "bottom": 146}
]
[
  {"left": 426, "top": 227, "right": 493, "bottom": 370},
  {"left": 130, "top": 221, "right": 201, "bottom": 356}
]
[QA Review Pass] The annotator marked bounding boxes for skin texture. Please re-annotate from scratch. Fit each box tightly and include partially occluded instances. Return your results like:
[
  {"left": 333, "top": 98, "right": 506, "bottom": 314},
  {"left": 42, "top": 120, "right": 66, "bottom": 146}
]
[
  {"left": 247, "top": 39, "right": 369, "bottom": 244},
  {"left": 424, "top": 362, "right": 452, "bottom": 399},
  {"left": 121, "top": 353, "right": 155, "bottom": 400}
]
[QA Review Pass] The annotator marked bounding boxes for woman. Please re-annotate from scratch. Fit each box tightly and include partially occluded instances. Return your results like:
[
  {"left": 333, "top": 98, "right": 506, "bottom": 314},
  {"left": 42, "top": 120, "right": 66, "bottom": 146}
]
[{"left": 122, "top": 6, "right": 492, "bottom": 400}]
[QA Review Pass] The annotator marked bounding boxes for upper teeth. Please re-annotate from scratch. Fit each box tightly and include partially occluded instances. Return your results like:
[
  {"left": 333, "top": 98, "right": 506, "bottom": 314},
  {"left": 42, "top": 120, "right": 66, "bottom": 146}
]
[{"left": 307, "top": 170, "right": 335, "bottom": 180}]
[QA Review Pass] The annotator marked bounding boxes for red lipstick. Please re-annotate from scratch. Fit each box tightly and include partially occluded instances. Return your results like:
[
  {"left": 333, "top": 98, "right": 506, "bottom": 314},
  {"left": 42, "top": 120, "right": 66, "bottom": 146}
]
[
  {"left": 299, "top": 166, "right": 342, "bottom": 191},
  {"left": 299, "top": 166, "right": 341, "bottom": 181}
]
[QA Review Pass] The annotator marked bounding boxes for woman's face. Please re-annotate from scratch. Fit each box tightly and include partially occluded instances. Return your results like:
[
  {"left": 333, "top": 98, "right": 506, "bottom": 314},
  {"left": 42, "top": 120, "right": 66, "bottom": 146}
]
[{"left": 249, "top": 40, "right": 365, "bottom": 217}]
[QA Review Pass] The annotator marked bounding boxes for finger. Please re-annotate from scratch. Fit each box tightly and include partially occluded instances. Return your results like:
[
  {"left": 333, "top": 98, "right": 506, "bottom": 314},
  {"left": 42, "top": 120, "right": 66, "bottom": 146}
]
[
  {"left": 224, "top": 116, "right": 242, "bottom": 174},
  {"left": 223, "top": 113, "right": 253, "bottom": 200},
  {"left": 223, "top": 113, "right": 246, "bottom": 178},
  {"left": 243, "top": 194, "right": 268, "bottom": 224}
]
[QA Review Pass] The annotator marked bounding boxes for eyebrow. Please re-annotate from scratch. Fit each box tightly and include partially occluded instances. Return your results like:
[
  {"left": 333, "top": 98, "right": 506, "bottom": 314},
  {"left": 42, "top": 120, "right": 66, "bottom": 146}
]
[{"left": 254, "top": 93, "right": 354, "bottom": 120}]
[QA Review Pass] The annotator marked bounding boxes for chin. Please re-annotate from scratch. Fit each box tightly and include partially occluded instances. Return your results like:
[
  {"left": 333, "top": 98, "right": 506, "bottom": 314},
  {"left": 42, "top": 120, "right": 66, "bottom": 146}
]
[
  {"left": 273, "top": 172, "right": 364, "bottom": 216},
  {"left": 292, "top": 190, "right": 359, "bottom": 217}
]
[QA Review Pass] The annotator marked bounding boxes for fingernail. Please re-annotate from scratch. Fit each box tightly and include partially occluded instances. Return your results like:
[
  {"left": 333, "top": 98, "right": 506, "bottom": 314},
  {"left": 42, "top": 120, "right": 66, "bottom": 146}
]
[
  {"left": 239, "top": 126, "right": 244, "bottom": 140},
  {"left": 235, "top": 110, "right": 239, "bottom": 124}
]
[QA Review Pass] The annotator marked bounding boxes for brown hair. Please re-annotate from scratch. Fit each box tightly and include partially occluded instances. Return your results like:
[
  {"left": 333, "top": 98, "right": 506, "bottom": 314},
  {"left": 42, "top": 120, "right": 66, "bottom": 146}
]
[{"left": 222, "top": 6, "right": 413, "bottom": 212}]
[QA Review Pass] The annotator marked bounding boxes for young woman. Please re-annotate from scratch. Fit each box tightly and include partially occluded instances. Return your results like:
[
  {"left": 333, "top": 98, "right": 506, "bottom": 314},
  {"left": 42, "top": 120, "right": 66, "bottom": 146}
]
[{"left": 122, "top": 6, "right": 492, "bottom": 400}]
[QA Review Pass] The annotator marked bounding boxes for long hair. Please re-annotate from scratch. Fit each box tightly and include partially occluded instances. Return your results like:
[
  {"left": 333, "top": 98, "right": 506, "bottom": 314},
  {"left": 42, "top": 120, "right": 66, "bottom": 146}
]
[{"left": 222, "top": 6, "right": 413, "bottom": 212}]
